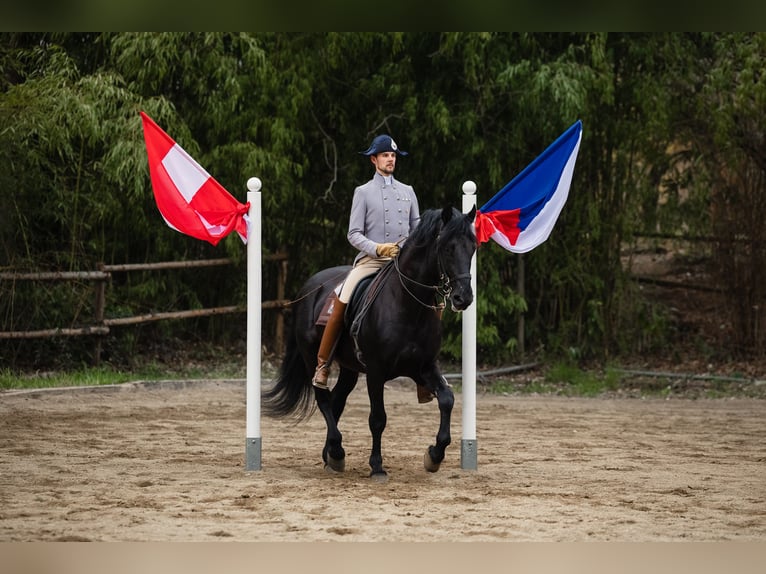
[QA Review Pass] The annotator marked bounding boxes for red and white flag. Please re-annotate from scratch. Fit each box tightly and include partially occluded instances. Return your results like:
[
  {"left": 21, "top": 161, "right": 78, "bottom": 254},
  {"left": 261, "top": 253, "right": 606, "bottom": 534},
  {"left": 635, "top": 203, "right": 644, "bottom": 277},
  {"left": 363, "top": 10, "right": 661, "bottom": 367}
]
[{"left": 140, "top": 111, "right": 250, "bottom": 245}]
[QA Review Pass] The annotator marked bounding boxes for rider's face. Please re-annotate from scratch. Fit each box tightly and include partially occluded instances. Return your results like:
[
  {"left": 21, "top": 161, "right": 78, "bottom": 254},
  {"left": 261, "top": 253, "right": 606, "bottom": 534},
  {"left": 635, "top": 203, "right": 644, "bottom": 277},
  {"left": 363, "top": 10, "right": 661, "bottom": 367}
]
[{"left": 372, "top": 151, "right": 396, "bottom": 176}]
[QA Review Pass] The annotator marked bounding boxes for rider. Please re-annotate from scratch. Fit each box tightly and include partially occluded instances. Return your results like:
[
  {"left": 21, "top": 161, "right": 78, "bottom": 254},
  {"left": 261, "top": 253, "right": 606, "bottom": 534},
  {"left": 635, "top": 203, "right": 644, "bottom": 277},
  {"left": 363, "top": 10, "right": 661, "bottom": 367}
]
[{"left": 312, "top": 134, "right": 433, "bottom": 403}]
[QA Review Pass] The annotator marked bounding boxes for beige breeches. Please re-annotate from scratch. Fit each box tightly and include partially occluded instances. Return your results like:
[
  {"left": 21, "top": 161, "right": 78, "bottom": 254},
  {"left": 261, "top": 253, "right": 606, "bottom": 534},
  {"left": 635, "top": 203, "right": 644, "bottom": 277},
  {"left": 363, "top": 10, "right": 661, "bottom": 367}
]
[{"left": 338, "top": 256, "right": 390, "bottom": 303}]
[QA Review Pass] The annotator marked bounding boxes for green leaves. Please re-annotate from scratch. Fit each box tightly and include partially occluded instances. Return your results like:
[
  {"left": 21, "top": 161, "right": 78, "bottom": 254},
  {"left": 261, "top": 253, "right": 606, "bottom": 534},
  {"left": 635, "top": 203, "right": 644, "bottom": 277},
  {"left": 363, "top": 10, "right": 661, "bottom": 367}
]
[{"left": 4, "top": 32, "right": 765, "bottom": 367}]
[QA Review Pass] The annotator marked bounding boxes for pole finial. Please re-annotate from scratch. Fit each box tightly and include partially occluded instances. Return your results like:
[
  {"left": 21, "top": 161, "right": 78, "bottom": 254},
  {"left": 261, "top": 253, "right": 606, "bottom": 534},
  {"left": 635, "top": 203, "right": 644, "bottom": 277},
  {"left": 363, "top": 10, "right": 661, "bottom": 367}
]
[
  {"left": 247, "top": 177, "right": 262, "bottom": 192},
  {"left": 462, "top": 180, "right": 477, "bottom": 195}
]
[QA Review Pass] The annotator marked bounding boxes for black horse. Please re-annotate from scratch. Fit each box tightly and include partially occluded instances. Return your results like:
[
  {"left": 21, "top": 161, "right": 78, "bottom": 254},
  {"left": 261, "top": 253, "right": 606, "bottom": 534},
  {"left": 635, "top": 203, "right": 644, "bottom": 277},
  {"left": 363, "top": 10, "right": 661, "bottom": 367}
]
[{"left": 263, "top": 206, "right": 477, "bottom": 480}]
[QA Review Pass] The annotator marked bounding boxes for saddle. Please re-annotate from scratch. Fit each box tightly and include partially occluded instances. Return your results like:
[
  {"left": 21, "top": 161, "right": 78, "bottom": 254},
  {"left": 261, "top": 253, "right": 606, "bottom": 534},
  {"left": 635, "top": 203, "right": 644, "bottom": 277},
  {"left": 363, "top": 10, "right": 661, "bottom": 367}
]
[
  {"left": 315, "top": 261, "right": 396, "bottom": 366},
  {"left": 315, "top": 274, "right": 374, "bottom": 327}
]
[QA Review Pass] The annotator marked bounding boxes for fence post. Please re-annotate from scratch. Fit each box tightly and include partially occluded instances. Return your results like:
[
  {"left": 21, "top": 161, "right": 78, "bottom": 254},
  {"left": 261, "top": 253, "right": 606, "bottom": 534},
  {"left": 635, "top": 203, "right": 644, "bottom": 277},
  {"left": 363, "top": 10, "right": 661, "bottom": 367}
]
[{"left": 93, "top": 262, "right": 107, "bottom": 366}]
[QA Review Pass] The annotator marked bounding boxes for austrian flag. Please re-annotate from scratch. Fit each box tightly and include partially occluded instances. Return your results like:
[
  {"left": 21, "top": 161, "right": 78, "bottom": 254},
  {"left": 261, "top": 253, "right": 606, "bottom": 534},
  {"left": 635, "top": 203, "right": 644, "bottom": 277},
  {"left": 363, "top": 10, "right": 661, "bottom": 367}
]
[{"left": 140, "top": 111, "right": 249, "bottom": 245}]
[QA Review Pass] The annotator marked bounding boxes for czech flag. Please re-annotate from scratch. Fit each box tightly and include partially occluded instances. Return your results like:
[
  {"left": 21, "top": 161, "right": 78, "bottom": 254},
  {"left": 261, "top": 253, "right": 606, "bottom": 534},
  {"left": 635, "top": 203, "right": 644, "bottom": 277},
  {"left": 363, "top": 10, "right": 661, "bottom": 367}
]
[
  {"left": 141, "top": 111, "right": 250, "bottom": 246},
  {"left": 475, "top": 120, "right": 582, "bottom": 253}
]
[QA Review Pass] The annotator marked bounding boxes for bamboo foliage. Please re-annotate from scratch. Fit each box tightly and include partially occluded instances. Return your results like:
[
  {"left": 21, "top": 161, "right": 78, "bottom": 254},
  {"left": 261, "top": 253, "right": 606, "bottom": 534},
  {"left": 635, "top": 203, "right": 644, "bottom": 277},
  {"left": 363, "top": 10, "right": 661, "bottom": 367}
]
[{"left": 2, "top": 32, "right": 765, "bottom": 368}]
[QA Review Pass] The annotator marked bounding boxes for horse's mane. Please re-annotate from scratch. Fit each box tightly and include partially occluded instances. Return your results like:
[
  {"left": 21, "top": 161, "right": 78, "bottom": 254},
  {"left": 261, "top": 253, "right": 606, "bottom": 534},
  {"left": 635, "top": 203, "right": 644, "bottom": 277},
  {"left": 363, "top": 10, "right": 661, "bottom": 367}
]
[
  {"left": 405, "top": 207, "right": 473, "bottom": 250},
  {"left": 405, "top": 209, "right": 444, "bottom": 248}
]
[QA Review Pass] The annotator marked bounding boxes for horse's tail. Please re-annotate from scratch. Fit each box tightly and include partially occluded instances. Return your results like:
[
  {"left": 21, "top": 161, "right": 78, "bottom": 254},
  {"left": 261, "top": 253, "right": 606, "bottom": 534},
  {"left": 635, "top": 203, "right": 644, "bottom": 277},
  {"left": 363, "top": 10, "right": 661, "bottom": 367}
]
[{"left": 262, "top": 319, "right": 315, "bottom": 421}]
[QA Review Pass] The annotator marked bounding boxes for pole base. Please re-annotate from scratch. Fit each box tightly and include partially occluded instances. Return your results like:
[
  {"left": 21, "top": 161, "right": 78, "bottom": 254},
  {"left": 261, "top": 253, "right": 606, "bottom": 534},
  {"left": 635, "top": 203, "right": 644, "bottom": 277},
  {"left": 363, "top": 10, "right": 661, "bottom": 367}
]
[
  {"left": 246, "top": 437, "right": 262, "bottom": 471},
  {"left": 460, "top": 439, "right": 477, "bottom": 470}
]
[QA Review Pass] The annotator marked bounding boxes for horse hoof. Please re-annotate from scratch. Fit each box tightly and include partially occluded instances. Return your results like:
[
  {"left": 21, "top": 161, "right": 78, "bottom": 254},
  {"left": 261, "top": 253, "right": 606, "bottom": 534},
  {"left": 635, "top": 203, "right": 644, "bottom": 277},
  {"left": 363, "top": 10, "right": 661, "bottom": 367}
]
[
  {"left": 424, "top": 451, "right": 441, "bottom": 473},
  {"left": 324, "top": 455, "right": 345, "bottom": 473},
  {"left": 370, "top": 471, "right": 389, "bottom": 483}
]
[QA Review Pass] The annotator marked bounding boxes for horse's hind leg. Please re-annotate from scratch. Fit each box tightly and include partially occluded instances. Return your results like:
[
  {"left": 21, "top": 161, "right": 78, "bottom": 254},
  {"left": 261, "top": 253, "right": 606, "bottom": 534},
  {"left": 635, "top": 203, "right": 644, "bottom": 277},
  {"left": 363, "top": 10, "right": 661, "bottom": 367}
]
[
  {"left": 331, "top": 367, "right": 358, "bottom": 423},
  {"left": 415, "top": 366, "right": 454, "bottom": 472},
  {"left": 314, "top": 387, "right": 345, "bottom": 473},
  {"left": 319, "top": 367, "right": 358, "bottom": 472}
]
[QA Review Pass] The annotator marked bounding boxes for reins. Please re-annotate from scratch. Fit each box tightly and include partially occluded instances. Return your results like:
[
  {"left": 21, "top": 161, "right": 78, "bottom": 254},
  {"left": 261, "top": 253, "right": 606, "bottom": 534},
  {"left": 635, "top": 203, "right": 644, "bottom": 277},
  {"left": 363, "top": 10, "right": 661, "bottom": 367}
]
[
  {"left": 392, "top": 234, "right": 471, "bottom": 311},
  {"left": 392, "top": 256, "right": 447, "bottom": 311},
  {"left": 285, "top": 214, "right": 472, "bottom": 314},
  {"left": 281, "top": 269, "right": 350, "bottom": 308}
]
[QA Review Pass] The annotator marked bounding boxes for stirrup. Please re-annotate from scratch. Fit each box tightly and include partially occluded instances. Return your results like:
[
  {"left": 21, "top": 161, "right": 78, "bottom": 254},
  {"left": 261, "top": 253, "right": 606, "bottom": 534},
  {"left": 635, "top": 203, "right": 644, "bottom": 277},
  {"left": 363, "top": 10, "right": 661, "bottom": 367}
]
[{"left": 312, "top": 363, "right": 330, "bottom": 390}]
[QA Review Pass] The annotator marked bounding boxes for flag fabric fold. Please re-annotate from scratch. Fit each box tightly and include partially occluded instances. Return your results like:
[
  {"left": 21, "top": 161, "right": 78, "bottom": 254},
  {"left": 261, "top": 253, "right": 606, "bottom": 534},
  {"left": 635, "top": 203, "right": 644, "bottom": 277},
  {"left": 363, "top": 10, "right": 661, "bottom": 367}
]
[
  {"left": 476, "top": 120, "right": 582, "bottom": 253},
  {"left": 140, "top": 111, "right": 249, "bottom": 245}
]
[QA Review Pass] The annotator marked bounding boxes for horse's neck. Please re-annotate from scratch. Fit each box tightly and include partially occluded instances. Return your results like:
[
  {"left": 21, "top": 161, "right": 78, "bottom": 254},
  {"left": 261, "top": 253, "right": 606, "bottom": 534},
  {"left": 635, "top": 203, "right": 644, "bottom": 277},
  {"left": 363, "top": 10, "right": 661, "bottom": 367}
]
[{"left": 397, "top": 245, "right": 440, "bottom": 287}]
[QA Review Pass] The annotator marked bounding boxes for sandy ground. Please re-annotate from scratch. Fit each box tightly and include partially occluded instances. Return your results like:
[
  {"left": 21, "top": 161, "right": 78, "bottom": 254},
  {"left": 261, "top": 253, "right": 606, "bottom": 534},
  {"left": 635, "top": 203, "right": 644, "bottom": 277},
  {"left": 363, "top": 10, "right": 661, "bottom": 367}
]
[{"left": 0, "top": 379, "right": 764, "bottom": 542}]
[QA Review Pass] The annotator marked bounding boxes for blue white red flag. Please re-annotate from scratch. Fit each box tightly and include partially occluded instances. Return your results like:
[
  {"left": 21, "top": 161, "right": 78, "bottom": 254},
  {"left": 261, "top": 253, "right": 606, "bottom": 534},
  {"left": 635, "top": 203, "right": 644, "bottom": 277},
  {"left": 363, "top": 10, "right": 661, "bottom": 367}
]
[
  {"left": 141, "top": 111, "right": 250, "bottom": 246},
  {"left": 475, "top": 120, "right": 582, "bottom": 253}
]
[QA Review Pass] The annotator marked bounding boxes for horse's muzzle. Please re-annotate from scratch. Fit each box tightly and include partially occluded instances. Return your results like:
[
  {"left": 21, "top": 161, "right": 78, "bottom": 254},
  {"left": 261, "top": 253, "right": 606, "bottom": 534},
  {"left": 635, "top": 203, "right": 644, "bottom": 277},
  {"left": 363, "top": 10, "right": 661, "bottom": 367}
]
[{"left": 449, "top": 288, "right": 473, "bottom": 312}]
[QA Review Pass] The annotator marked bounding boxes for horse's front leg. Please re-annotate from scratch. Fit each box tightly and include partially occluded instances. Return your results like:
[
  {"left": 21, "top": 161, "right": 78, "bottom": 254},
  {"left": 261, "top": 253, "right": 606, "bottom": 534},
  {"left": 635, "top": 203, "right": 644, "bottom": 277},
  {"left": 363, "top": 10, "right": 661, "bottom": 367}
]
[
  {"left": 365, "top": 373, "right": 388, "bottom": 482},
  {"left": 416, "top": 365, "right": 454, "bottom": 472}
]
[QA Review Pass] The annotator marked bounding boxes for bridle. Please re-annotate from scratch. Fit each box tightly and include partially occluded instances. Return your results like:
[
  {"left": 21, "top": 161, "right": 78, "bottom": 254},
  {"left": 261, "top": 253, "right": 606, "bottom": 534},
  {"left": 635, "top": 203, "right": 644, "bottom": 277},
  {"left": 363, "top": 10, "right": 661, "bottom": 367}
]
[{"left": 393, "top": 234, "right": 471, "bottom": 311}]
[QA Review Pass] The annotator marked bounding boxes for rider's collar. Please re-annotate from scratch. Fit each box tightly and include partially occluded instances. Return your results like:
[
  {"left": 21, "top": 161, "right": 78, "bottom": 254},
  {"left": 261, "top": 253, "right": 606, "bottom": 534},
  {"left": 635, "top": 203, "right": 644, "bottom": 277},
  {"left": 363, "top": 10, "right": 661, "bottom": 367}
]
[{"left": 374, "top": 172, "right": 395, "bottom": 187}]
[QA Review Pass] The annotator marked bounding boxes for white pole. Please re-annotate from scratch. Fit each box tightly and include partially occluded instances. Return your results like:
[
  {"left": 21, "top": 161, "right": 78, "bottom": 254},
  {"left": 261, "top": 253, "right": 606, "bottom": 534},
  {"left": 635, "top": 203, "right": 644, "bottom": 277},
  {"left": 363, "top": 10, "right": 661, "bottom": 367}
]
[
  {"left": 245, "top": 177, "right": 262, "bottom": 471},
  {"left": 461, "top": 180, "right": 478, "bottom": 470}
]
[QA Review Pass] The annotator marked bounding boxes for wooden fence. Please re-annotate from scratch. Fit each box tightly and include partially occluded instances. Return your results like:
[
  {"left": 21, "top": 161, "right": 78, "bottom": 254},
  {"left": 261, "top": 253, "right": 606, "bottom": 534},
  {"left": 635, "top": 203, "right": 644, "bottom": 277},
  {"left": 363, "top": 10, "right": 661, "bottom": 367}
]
[{"left": 0, "top": 254, "right": 290, "bottom": 364}]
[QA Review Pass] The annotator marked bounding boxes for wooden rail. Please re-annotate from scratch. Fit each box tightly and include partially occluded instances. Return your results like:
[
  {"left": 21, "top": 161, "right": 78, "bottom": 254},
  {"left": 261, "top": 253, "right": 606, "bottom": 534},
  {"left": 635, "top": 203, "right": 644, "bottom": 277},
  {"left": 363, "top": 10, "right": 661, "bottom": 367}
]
[{"left": 0, "top": 254, "right": 290, "bottom": 363}]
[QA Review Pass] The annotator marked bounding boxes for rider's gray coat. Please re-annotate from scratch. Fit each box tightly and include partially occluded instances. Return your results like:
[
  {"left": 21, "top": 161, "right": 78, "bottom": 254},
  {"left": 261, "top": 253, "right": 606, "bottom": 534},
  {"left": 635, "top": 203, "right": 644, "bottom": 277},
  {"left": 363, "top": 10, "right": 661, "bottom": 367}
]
[{"left": 347, "top": 172, "right": 420, "bottom": 264}]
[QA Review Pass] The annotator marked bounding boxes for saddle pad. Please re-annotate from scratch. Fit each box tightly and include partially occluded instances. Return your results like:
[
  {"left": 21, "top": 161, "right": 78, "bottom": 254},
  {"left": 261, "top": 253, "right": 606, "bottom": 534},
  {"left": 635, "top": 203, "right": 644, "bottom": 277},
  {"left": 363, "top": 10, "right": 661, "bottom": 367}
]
[
  {"left": 315, "top": 274, "right": 376, "bottom": 327},
  {"left": 315, "top": 281, "right": 344, "bottom": 326}
]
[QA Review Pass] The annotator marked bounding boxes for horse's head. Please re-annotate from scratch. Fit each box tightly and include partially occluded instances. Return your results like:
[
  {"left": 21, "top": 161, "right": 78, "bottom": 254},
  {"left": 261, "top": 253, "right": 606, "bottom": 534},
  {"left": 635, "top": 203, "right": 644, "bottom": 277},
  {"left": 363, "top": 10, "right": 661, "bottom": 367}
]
[{"left": 437, "top": 205, "right": 477, "bottom": 312}]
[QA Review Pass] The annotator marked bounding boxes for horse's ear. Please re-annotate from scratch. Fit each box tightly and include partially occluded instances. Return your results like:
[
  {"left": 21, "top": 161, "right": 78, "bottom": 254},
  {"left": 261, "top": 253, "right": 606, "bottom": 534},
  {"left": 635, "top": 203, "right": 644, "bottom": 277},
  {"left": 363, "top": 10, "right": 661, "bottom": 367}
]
[
  {"left": 441, "top": 206, "right": 454, "bottom": 225},
  {"left": 466, "top": 205, "right": 476, "bottom": 223}
]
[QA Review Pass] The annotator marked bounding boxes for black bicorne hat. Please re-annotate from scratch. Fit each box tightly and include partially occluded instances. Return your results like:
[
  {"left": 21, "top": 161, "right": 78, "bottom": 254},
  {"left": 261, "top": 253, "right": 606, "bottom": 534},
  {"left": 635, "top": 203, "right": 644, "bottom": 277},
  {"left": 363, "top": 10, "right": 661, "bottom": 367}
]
[{"left": 360, "top": 134, "right": 408, "bottom": 156}]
